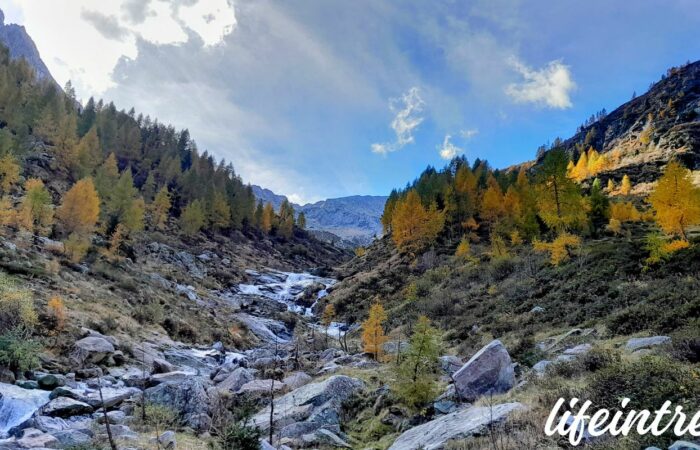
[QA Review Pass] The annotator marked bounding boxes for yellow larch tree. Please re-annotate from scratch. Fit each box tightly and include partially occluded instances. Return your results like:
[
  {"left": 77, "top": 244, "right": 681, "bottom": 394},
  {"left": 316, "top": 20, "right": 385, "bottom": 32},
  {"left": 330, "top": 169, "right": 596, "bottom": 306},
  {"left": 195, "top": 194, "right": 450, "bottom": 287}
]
[
  {"left": 261, "top": 202, "right": 275, "bottom": 233},
  {"left": 56, "top": 178, "right": 101, "bottom": 236},
  {"left": 362, "top": 301, "right": 388, "bottom": 361},
  {"left": 17, "top": 178, "right": 53, "bottom": 235},
  {"left": 150, "top": 186, "right": 171, "bottom": 230},
  {"left": 0, "top": 154, "right": 20, "bottom": 194},
  {"left": 647, "top": 160, "right": 700, "bottom": 240},
  {"left": 620, "top": 174, "right": 632, "bottom": 196},
  {"left": 391, "top": 190, "right": 445, "bottom": 252}
]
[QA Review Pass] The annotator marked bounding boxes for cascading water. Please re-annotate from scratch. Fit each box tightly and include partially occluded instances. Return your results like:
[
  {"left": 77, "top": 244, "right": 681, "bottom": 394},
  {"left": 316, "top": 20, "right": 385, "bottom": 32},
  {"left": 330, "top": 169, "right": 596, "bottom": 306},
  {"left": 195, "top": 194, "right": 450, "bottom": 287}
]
[{"left": 0, "top": 383, "right": 51, "bottom": 438}]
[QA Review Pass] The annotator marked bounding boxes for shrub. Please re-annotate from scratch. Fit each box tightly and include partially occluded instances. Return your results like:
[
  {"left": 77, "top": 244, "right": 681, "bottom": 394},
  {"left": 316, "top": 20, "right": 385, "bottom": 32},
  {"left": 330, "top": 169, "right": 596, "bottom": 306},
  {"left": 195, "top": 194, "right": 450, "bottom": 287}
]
[
  {"left": 0, "top": 274, "right": 38, "bottom": 332},
  {"left": 0, "top": 327, "right": 41, "bottom": 375},
  {"left": 144, "top": 403, "right": 180, "bottom": 431},
  {"left": 63, "top": 232, "right": 91, "bottom": 263},
  {"left": 209, "top": 421, "right": 261, "bottom": 450},
  {"left": 46, "top": 296, "right": 66, "bottom": 332}
]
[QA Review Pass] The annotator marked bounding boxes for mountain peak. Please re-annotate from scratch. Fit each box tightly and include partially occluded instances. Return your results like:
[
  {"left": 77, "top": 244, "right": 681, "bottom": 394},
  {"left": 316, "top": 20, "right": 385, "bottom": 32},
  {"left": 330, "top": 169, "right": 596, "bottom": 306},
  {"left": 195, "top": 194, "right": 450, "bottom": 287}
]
[{"left": 0, "top": 8, "right": 56, "bottom": 84}]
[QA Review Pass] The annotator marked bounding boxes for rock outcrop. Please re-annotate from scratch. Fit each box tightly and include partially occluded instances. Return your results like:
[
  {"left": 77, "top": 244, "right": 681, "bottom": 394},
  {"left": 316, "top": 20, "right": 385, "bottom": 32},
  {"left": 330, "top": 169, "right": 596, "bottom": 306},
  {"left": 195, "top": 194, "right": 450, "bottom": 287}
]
[
  {"left": 388, "top": 402, "right": 525, "bottom": 450},
  {"left": 452, "top": 340, "right": 515, "bottom": 402}
]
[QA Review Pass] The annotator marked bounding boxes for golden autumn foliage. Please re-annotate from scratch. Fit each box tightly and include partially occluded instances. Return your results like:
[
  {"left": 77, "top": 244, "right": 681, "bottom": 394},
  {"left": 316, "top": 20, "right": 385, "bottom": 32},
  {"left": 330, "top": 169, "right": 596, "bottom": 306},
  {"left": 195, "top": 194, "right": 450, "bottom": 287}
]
[
  {"left": 362, "top": 302, "right": 388, "bottom": 360},
  {"left": 567, "top": 147, "right": 609, "bottom": 182},
  {"left": 454, "top": 236, "right": 471, "bottom": 260},
  {"left": 391, "top": 190, "right": 445, "bottom": 252},
  {"left": 109, "top": 223, "right": 127, "bottom": 257},
  {"left": 620, "top": 175, "right": 632, "bottom": 196},
  {"left": 354, "top": 246, "right": 367, "bottom": 257},
  {"left": 180, "top": 200, "right": 206, "bottom": 236},
  {"left": 17, "top": 178, "right": 53, "bottom": 235},
  {"left": 533, "top": 232, "right": 581, "bottom": 265},
  {"left": 0, "top": 154, "right": 20, "bottom": 194},
  {"left": 261, "top": 202, "right": 275, "bottom": 233},
  {"left": 647, "top": 160, "right": 700, "bottom": 240},
  {"left": 0, "top": 196, "right": 15, "bottom": 229},
  {"left": 47, "top": 296, "right": 66, "bottom": 332},
  {"left": 321, "top": 304, "right": 336, "bottom": 328},
  {"left": 480, "top": 176, "right": 505, "bottom": 225},
  {"left": 607, "top": 179, "right": 615, "bottom": 192},
  {"left": 209, "top": 192, "right": 231, "bottom": 230},
  {"left": 56, "top": 178, "right": 100, "bottom": 236},
  {"left": 150, "top": 186, "right": 171, "bottom": 230}
]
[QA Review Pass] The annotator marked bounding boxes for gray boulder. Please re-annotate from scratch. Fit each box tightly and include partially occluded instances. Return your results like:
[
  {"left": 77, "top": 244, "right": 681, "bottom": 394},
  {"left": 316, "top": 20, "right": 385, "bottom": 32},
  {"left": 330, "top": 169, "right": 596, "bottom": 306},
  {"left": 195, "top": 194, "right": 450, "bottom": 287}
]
[
  {"left": 158, "top": 430, "right": 177, "bottom": 449},
  {"left": 438, "top": 355, "right": 463, "bottom": 375},
  {"left": 237, "top": 379, "right": 287, "bottom": 397},
  {"left": 70, "top": 336, "right": 115, "bottom": 365},
  {"left": 145, "top": 377, "right": 211, "bottom": 431},
  {"left": 15, "top": 428, "right": 58, "bottom": 449},
  {"left": 388, "top": 403, "right": 524, "bottom": 450},
  {"left": 452, "top": 340, "right": 515, "bottom": 401},
  {"left": 531, "top": 360, "right": 552, "bottom": 377},
  {"left": 251, "top": 375, "right": 364, "bottom": 435},
  {"left": 43, "top": 397, "right": 93, "bottom": 418},
  {"left": 625, "top": 336, "right": 671, "bottom": 352},
  {"left": 217, "top": 367, "right": 254, "bottom": 392},
  {"left": 283, "top": 372, "right": 312, "bottom": 390},
  {"left": 52, "top": 429, "right": 92, "bottom": 447}
]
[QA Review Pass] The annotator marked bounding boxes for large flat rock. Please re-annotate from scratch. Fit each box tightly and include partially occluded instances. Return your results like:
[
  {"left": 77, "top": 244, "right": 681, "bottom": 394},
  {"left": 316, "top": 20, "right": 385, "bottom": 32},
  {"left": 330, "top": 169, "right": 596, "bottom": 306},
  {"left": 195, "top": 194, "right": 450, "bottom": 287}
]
[{"left": 388, "top": 402, "right": 524, "bottom": 450}]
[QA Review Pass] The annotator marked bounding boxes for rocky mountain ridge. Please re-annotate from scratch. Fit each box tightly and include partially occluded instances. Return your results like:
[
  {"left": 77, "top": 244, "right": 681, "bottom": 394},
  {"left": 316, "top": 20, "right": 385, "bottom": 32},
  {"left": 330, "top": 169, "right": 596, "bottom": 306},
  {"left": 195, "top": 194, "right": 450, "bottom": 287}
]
[
  {"left": 0, "top": 10, "right": 56, "bottom": 84},
  {"left": 251, "top": 185, "right": 387, "bottom": 247},
  {"left": 546, "top": 59, "right": 700, "bottom": 185}
]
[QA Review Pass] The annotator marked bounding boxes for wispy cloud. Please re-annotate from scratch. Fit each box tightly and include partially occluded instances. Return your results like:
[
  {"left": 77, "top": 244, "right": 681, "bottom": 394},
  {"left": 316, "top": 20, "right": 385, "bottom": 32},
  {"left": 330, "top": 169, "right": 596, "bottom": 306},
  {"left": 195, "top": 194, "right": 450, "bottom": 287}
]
[
  {"left": 460, "top": 128, "right": 479, "bottom": 139},
  {"left": 372, "top": 87, "right": 425, "bottom": 155},
  {"left": 81, "top": 10, "right": 130, "bottom": 41},
  {"left": 505, "top": 57, "right": 575, "bottom": 109},
  {"left": 438, "top": 134, "right": 461, "bottom": 160}
]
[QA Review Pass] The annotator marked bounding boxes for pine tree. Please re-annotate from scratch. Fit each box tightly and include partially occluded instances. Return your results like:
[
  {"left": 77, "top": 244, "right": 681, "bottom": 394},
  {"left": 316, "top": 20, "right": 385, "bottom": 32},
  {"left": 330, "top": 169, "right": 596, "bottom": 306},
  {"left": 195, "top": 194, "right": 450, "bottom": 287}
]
[
  {"left": 150, "top": 186, "right": 171, "bottom": 230},
  {"left": 620, "top": 174, "right": 632, "bottom": 196},
  {"left": 73, "top": 127, "right": 102, "bottom": 179},
  {"left": 17, "top": 178, "right": 53, "bottom": 235},
  {"left": 647, "top": 160, "right": 700, "bottom": 240},
  {"left": 361, "top": 302, "right": 388, "bottom": 361},
  {"left": 208, "top": 191, "right": 231, "bottom": 231},
  {"left": 253, "top": 201, "right": 264, "bottom": 229},
  {"left": 94, "top": 153, "right": 119, "bottom": 199},
  {"left": 297, "top": 212, "right": 306, "bottom": 230},
  {"left": 588, "top": 178, "right": 610, "bottom": 232},
  {"left": 141, "top": 172, "right": 157, "bottom": 202},
  {"left": 535, "top": 149, "right": 587, "bottom": 232},
  {"left": 606, "top": 179, "right": 615, "bottom": 192},
  {"left": 56, "top": 178, "right": 100, "bottom": 236},
  {"left": 391, "top": 190, "right": 445, "bottom": 252},
  {"left": 0, "top": 154, "right": 20, "bottom": 194},
  {"left": 106, "top": 168, "right": 143, "bottom": 233},
  {"left": 278, "top": 200, "right": 295, "bottom": 238},
  {"left": 480, "top": 175, "right": 505, "bottom": 227},
  {"left": 261, "top": 202, "right": 275, "bottom": 233},
  {"left": 394, "top": 315, "right": 440, "bottom": 408},
  {"left": 181, "top": 200, "right": 206, "bottom": 236}
]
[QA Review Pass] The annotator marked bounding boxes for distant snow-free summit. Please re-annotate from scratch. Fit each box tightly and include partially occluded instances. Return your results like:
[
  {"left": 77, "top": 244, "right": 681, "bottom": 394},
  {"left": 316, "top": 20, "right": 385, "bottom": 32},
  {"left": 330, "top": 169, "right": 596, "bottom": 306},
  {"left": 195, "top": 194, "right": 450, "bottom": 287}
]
[{"left": 251, "top": 185, "right": 386, "bottom": 247}]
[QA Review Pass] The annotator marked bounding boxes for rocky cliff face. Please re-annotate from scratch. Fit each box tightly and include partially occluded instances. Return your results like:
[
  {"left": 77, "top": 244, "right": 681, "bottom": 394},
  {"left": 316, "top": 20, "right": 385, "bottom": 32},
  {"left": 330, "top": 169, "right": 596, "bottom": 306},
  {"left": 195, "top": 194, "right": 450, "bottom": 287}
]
[
  {"left": 252, "top": 185, "right": 387, "bottom": 247},
  {"left": 0, "top": 9, "right": 56, "bottom": 84},
  {"left": 548, "top": 60, "right": 700, "bottom": 185}
]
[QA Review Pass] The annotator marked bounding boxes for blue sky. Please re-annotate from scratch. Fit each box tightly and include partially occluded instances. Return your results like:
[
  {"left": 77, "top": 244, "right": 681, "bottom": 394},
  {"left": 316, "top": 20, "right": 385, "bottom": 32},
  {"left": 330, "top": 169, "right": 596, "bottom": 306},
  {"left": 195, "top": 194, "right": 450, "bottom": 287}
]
[{"left": 5, "top": 0, "right": 700, "bottom": 204}]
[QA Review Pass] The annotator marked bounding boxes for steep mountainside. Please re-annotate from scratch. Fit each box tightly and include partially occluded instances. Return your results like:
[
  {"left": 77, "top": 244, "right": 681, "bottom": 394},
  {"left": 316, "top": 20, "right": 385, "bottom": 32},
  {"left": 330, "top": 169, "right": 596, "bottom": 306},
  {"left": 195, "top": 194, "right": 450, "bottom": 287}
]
[
  {"left": 549, "top": 60, "right": 700, "bottom": 185},
  {"left": 252, "top": 185, "right": 387, "bottom": 247},
  {"left": 0, "top": 10, "right": 55, "bottom": 84}
]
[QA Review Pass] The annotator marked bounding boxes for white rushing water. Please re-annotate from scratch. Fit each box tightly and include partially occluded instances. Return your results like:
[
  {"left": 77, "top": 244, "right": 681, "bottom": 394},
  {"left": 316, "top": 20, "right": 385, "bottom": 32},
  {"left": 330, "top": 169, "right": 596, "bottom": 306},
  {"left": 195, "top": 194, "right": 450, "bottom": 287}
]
[
  {"left": 238, "top": 269, "right": 336, "bottom": 316},
  {"left": 0, "top": 383, "right": 51, "bottom": 438}
]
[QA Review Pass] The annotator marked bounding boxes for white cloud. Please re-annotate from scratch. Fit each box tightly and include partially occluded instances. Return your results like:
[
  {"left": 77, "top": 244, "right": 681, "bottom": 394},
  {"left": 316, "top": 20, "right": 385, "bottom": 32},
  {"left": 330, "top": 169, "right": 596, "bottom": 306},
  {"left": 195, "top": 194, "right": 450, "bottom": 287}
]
[
  {"left": 460, "top": 128, "right": 479, "bottom": 139},
  {"left": 505, "top": 57, "right": 575, "bottom": 109},
  {"left": 5, "top": 0, "right": 236, "bottom": 96},
  {"left": 371, "top": 86, "right": 425, "bottom": 155},
  {"left": 438, "top": 134, "right": 461, "bottom": 160}
]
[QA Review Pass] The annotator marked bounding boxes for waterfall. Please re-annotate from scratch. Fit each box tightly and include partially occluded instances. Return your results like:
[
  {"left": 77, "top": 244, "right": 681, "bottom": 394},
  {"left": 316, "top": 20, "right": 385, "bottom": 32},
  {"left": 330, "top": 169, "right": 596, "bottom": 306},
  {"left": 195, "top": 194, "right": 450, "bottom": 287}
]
[{"left": 0, "top": 383, "right": 51, "bottom": 438}]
